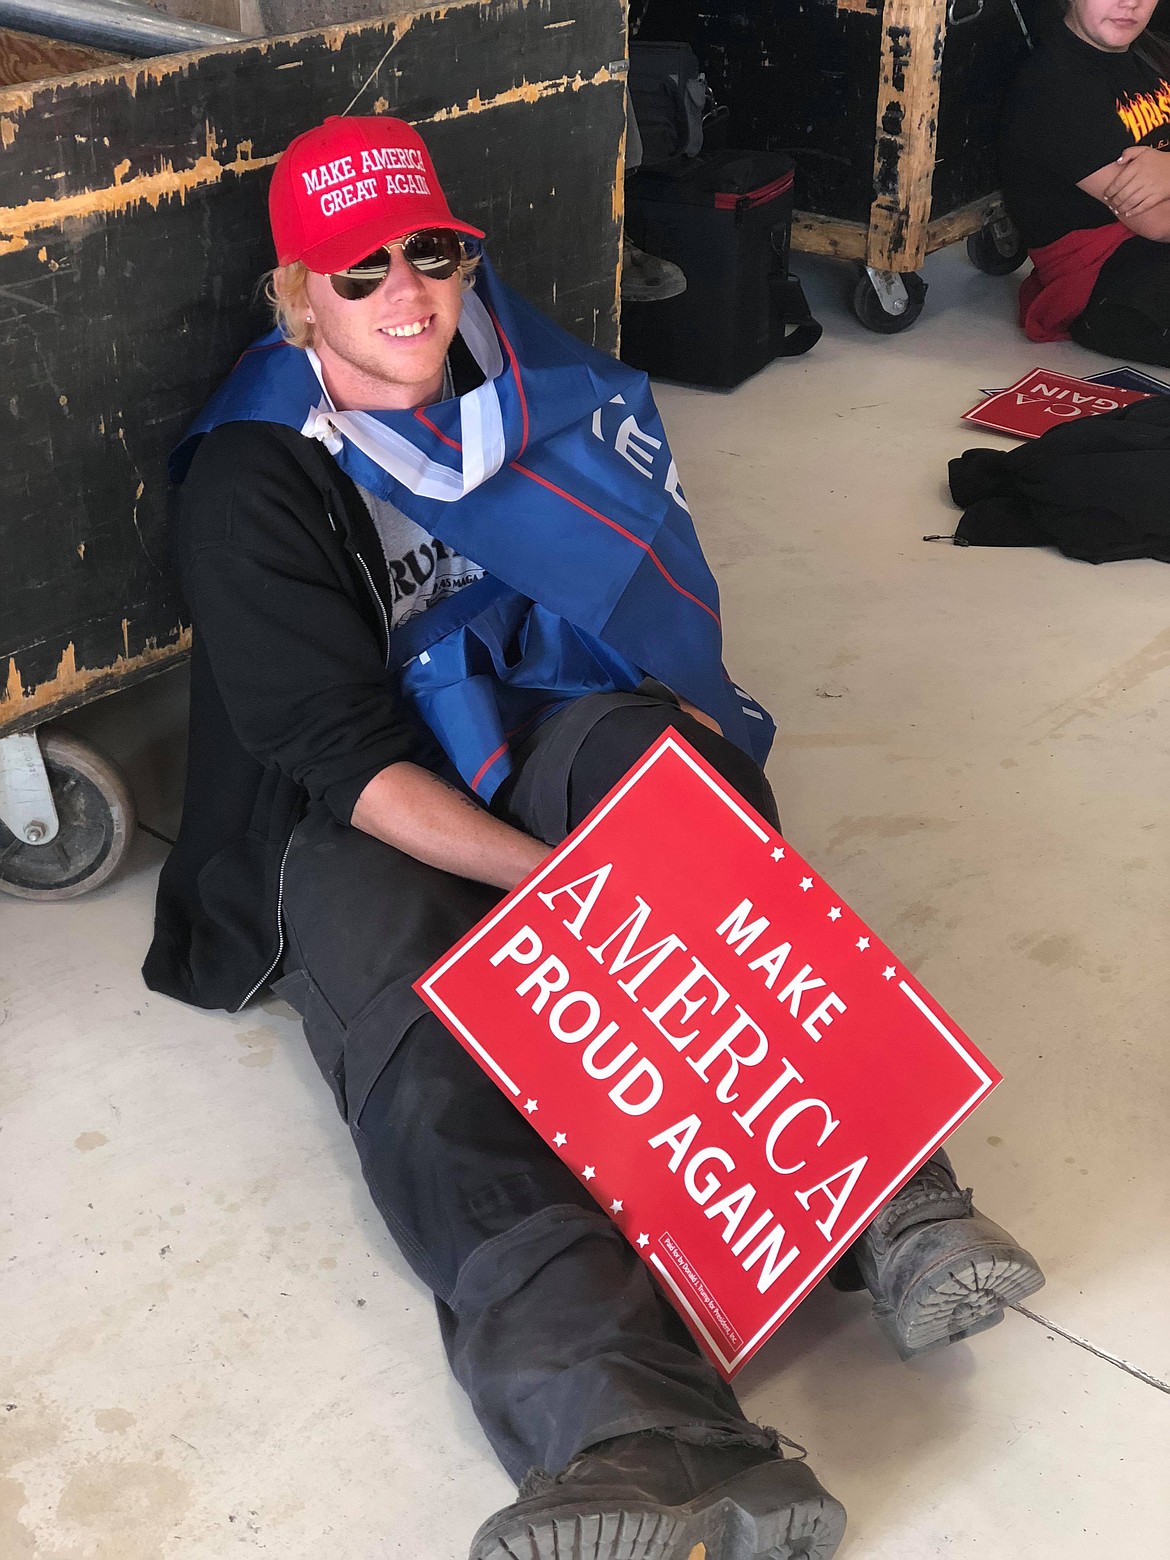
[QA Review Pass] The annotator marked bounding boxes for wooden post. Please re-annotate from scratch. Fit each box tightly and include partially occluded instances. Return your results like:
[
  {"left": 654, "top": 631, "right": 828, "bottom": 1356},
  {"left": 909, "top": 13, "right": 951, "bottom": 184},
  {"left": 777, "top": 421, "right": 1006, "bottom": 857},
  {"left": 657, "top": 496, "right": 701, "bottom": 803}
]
[{"left": 865, "top": 0, "right": 947, "bottom": 272}]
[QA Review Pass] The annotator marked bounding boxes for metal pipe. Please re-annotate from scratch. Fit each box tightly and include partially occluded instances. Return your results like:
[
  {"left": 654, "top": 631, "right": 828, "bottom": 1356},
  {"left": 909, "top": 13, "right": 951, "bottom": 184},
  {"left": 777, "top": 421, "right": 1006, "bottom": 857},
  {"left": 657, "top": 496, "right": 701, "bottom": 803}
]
[{"left": 0, "top": 0, "right": 246, "bottom": 55}]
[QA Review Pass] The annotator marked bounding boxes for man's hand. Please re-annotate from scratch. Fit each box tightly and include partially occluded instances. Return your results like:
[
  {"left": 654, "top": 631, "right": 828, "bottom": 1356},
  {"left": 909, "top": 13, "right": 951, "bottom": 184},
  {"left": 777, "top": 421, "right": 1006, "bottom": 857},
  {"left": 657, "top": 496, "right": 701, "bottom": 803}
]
[
  {"left": 351, "top": 761, "right": 548, "bottom": 889},
  {"left": 1102, "top": 146, "right": 1170, "bottom": 220}
]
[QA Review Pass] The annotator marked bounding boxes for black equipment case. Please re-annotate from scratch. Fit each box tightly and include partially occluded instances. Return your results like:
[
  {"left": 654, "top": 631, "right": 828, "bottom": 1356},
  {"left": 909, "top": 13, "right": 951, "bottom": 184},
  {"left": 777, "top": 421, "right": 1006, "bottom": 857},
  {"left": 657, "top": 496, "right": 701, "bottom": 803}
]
[{"left": 622, "top": 150, "right": 821, "bottom": 389}]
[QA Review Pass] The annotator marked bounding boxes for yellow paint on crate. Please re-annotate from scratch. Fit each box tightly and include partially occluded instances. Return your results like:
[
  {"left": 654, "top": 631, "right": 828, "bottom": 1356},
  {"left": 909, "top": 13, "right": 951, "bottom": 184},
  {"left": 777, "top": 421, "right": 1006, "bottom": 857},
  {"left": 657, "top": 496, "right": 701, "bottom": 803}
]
[
  {"left": 0, "top": 141, "right": 280, "bottom": 254},
  {"left": 420, "top": 64, "right": 620, "bottom": 124},
  {"left": 0, "top": 628, "right": 192, "bottom": 732}
]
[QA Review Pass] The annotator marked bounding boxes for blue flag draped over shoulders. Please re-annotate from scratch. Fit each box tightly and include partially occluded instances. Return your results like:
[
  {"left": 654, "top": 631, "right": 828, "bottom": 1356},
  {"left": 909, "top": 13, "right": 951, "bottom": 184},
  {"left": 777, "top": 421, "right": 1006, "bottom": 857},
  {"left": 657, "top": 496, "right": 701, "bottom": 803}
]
[{"left": 173, "top": 252, "right": 775, "bottom": 800}]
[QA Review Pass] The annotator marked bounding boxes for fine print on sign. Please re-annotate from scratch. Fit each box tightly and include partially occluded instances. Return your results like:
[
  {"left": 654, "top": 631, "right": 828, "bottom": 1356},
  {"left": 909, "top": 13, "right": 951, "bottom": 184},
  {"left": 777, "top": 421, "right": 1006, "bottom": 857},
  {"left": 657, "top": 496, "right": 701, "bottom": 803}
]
[
  {"left": 417, "top": 733, "right": 1001, "bottom": 1377},
  {"left": 962, "top": 367, "right": 1151, "bottom": 440}
]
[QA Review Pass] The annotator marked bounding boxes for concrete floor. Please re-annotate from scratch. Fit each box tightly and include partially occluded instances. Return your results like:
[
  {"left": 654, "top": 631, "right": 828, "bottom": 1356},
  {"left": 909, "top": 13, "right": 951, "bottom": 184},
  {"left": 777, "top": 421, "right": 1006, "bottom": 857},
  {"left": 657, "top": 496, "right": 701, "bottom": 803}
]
[{"left": 2, "top": 243, "right": 1168, "bottom": 1558}]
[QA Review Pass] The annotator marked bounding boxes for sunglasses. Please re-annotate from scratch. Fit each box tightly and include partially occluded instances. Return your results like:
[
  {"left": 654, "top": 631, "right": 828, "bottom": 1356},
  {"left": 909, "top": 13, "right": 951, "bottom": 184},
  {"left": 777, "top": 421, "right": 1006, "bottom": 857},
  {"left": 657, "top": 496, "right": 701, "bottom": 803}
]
[{"left": 328, "top": 228, "right": 464, "bottom": 299}]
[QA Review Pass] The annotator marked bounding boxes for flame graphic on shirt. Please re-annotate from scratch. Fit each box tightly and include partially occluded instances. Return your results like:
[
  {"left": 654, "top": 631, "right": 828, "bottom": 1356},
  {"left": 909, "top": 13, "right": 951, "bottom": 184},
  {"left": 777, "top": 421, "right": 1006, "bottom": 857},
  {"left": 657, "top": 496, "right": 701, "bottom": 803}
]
[{"left": 1116, "top": 82, "right": 1170, "bottom": 140}]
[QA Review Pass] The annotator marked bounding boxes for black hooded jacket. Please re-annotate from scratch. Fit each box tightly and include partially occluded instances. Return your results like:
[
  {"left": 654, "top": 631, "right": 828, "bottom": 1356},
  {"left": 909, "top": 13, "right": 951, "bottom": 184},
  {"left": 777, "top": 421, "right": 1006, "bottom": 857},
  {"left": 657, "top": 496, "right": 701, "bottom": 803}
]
[{"left": 948, "top": 396, "right": 1170, "bottom": 563}]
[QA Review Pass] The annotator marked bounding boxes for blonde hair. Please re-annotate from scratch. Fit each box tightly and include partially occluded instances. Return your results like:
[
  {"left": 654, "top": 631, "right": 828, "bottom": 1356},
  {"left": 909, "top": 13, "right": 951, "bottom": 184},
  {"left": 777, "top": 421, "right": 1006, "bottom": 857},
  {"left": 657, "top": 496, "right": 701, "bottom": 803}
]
[
  {"left": 262, "top": 245, "right": 482, "bottom": 351},
  {"left": 264, "top": 260, "right": 313, "bottom": 350}
]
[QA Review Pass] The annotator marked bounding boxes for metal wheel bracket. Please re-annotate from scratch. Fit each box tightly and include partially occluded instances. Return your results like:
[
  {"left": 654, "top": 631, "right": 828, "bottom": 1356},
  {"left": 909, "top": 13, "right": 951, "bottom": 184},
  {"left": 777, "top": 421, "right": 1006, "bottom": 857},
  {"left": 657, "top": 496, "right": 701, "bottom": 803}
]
[
  {"left": 864, "top": 267, "right": 910, "bottom": 316},
  {"left": 989, "top": 215, "right": 1021, "bottom": 256},
  {"left": 0, "top": 732, "right": 61, "bottom": 846}
]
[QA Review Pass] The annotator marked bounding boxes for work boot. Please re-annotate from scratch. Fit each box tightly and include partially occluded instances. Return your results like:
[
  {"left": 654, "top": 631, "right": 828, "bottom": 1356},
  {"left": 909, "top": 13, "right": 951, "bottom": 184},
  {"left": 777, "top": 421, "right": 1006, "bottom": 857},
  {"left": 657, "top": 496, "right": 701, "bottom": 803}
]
[
  {"left": 469, "top": 1425, "right": 846, "bottom": 1560},
  {"left": 853, "top": 1150, "right": 1045, "bottom": 1359},
  {"left": 621, "top": 238, "right": 687, "bottom": 303}
]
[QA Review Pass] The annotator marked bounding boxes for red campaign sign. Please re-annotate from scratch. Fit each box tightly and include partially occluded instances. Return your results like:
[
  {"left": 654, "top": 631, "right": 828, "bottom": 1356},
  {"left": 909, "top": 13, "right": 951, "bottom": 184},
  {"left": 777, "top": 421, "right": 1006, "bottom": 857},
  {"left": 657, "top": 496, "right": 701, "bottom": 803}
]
[
  {"left": 962, "top": 367, "right": 1150, "bottom": 439},
  {"left": 416, "top": 733, "right": 1000, "bottom": 1377}
]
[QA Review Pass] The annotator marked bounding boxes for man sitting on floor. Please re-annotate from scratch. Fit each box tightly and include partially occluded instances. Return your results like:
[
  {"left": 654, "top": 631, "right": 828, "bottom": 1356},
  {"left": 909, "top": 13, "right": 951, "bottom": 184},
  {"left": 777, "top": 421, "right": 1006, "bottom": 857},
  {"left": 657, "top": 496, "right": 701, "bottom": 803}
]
[
  {"left": 144, "top": 113, "right": 1043, "bottom": 1560},
  {"left": 1002, "top": 0, "right": 1170, "bottom": 362}
]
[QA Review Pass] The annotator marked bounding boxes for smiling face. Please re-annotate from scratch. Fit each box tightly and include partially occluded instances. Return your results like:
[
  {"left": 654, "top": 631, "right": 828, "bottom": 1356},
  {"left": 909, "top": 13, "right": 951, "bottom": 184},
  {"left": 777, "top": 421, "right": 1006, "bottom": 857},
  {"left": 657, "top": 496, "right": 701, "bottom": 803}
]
[
  {"left": 1064, "top": 0, "right": 1159, "bottom": 52},
  {"left": 296, "top": 245, "right": 464, "bottom": 412}
]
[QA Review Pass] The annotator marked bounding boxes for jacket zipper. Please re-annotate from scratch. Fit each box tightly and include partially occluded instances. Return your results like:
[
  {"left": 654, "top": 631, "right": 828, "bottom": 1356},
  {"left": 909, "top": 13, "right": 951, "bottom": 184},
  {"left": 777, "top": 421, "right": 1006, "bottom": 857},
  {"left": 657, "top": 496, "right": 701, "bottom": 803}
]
[
  {"left": 353, "top": 548, "right": 392, "bottom": 667},
  {"left": 325, "top": 498, "right": 392, "bottom": 666},
  {"left": 235, "top": 829, "right": 294, "bottom": 1012}
]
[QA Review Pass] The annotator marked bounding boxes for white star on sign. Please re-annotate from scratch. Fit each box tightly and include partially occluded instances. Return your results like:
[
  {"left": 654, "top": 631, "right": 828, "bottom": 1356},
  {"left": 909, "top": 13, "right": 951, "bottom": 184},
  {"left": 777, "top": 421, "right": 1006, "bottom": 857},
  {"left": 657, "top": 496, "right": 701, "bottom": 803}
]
[
  {"left": 800, "top": 877, "right": 814, "bottom": 891},
  {"left": 524, "top": 1099, "right": 538, "bottom": 1113},
  {"left": 883, "top": 966, "right": 897, "bottom": 981},
  {"left": 637, "top": 1233, "right": 650, "bottom": 1248},
  {"left": 828, "top": 906, "right": 842, "bottom": 921},
  {"left": 553, "top": 1132, "right": 567, "bottom": 1147},
  {"left": 771, "top": 846, "right": 785, "bottom": 861},
  {"left": 856, "top": 937, "right": 870, "bottom": 951},
  {"left": 610, "top": 1199, "right": 624, "bottom": 1214},
  {"left": 583, "top": 1166, "right": 596, "bottom": 1181}
]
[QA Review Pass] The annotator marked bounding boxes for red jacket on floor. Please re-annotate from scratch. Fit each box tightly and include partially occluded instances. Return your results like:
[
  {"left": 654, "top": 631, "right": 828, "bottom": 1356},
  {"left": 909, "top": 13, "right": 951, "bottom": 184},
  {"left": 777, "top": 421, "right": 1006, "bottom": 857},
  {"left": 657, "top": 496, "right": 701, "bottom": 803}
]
[{"left": 1018, "top": 221, "right": 1131, "bottom": 342}]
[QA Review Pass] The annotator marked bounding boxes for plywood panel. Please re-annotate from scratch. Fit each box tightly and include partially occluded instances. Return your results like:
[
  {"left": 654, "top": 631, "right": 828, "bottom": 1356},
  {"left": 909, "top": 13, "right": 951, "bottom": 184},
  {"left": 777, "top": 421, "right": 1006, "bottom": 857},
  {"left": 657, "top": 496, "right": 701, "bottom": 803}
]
[{"left": 0, "top": 27, "right": 122, "bottom": 87}]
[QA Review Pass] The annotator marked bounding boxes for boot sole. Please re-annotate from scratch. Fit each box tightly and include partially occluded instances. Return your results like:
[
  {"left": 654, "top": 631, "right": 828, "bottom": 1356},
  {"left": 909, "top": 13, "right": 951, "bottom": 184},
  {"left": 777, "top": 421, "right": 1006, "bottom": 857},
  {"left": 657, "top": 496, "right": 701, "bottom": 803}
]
[
  {"left": 875, "top": 1244, "right": 1046, "bottom": 1360},
  {"left": 620, "top": 279, "right": 688, "bottom": 303},
  {"left": 470, "top": 1457, "right": 847, "bottom": 1560}
]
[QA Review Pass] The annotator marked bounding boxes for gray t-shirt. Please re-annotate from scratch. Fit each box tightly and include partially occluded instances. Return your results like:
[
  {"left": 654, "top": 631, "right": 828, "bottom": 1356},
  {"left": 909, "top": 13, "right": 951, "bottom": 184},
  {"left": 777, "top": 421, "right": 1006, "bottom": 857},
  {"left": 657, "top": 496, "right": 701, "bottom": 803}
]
[{"left": 358, "top": 486, "right": 484, "bottom": 629}]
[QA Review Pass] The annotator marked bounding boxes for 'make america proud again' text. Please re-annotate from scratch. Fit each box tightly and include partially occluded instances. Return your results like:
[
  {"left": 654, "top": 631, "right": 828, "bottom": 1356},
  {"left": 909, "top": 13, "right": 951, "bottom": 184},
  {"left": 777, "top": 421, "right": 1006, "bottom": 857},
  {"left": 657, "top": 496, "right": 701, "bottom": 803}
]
[{"left": 489, "top": 863, "right": 862, "bottom": 1298}]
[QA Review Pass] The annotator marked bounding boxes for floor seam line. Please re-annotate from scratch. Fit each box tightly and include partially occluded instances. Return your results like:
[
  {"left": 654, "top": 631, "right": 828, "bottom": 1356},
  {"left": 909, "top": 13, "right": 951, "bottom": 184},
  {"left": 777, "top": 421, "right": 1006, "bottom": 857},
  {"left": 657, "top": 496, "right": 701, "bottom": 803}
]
[
  {"left": 1010, "top": 1303, "right": 1170, "bottom": 1394},
  {"left": 138, "top": 821, "right": 177, "bottom": 846}
]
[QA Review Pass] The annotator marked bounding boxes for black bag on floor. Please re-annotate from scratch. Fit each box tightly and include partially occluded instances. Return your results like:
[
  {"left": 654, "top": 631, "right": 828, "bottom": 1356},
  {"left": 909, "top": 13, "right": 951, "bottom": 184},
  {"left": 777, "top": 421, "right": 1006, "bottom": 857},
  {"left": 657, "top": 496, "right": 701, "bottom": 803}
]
[{"left": 621, "top": 150, "right": 821, "bottom": 390}]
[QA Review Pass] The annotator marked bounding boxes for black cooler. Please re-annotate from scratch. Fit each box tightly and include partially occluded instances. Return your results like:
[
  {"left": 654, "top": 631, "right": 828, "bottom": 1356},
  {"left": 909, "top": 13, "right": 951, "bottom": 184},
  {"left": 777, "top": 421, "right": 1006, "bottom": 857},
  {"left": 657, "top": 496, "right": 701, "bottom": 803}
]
[{"left": 621, "top": 149, "right": 820, "bottom": 389}]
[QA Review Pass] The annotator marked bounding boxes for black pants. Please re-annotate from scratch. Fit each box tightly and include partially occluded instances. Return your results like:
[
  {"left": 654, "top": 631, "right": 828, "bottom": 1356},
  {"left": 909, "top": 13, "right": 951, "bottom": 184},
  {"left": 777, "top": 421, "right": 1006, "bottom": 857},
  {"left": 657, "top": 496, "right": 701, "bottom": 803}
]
[
  {"left": 275, "top": 693, "right": 780, "bottom": 1483},
  {"left": 1070, "top": 235, "right": 1170, "bottom": 368}
]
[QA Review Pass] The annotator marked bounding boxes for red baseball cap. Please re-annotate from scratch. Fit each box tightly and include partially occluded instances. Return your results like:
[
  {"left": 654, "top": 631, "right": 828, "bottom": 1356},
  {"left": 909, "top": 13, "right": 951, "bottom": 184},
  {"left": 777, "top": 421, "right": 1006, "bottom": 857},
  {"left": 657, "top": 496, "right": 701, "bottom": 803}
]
[{"left": 268, "top": 115, "right": 484, "bottom": 273}]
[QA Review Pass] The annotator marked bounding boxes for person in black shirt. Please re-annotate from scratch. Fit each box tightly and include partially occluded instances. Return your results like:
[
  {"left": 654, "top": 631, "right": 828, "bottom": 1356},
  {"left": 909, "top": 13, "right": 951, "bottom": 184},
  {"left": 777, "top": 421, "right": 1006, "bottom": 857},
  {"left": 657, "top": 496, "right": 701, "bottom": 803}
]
[{"left": 1001, "top": 0, "right": 1170, "bottom": 361}]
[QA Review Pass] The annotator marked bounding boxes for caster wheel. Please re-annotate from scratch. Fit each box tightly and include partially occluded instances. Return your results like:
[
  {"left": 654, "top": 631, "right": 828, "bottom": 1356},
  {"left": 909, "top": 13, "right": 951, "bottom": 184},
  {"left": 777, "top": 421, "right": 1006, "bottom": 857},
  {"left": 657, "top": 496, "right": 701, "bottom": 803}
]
[
  {"left": 0, "top": 731, "right": 137, "bottom": 900},
  {"left": 851, "top": 269, "right": 927, "bottom": 333},
  {"left": 966, "top": 218, "right": 1027, "bottom": 275}
]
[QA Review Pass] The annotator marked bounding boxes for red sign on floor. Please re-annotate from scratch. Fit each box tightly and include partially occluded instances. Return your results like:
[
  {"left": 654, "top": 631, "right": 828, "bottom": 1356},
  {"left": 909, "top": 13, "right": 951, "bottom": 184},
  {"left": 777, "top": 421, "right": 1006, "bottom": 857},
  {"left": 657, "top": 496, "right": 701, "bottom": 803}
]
[
  {"left": 416, "top": 733, "right": 1001, "bottom": 1377},
  {"left": 962, "top": 367, "right": 1150, "bottom": 439}
]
